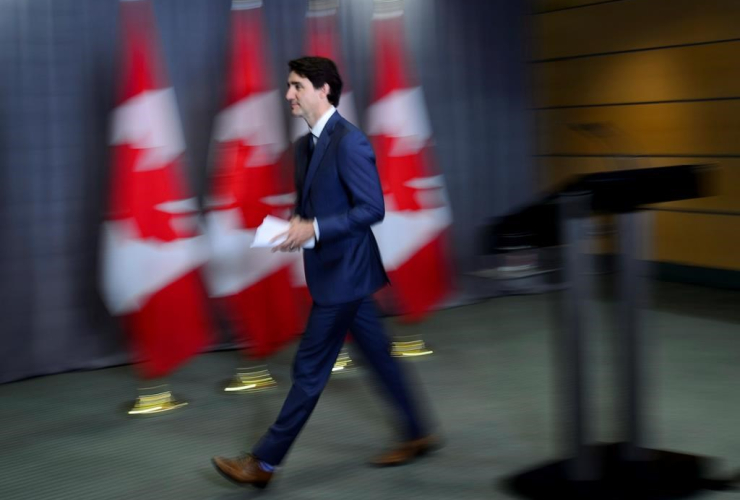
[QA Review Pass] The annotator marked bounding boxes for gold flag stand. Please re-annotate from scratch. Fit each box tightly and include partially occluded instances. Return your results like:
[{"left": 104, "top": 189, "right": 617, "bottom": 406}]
[
  {"left": 391, "top": 334, "right": 433, "bottom": 358},
  {"left": 128, "top": 384, "right": 187, "bottom": 416},
  {"left": 332, "top": 346, "right": 356, "bottom": 373},
  {"left": 223, "top": 365, "right": 278, "bottom": 393}
]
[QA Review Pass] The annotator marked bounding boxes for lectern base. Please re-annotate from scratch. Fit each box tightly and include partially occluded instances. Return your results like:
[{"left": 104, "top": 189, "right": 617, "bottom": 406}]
[{"left": 505, "top": 443, "right": 717, "bottom": 500}]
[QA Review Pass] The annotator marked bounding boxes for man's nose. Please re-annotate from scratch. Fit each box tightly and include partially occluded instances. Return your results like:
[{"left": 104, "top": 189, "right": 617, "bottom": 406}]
[{"left": 285, "top": 88, "right": 293, "bottom": 100}]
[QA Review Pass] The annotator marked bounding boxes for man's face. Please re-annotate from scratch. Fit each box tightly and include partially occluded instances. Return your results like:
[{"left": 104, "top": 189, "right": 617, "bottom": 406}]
[{"left": 285, "top": 71, "right": 327, "bottom": 120}]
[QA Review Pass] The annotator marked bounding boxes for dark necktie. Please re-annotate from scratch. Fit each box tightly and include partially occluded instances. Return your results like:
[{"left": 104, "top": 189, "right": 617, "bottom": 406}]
[{"left": 307, "top": 134, "right": 316, "bottom": 164}]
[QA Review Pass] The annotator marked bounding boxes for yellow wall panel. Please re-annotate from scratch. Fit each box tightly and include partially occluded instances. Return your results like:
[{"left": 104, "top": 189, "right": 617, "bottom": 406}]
[
  {"left": 653, "top": 211, "right": 740, "bottom": 270},
  {"left": 531, "top": 0, "right": 740, "bottom": 272},
  {"left": 536, "top": 101, "right": 740, "bottom": 156},
  {"left": 531, "top": 0, "right": 740, "bottom": 60},
  {"left": 533, "top": 42, "right": 740, "bottom": 108}
]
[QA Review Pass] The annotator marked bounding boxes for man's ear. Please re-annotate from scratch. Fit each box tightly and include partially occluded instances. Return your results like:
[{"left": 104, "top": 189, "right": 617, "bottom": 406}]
[{"left": 321, "top": 83, "right": 331, "bottom": 99}]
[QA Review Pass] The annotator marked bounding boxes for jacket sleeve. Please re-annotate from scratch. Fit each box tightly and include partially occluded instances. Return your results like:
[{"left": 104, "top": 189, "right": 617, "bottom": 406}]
[{"left": 316, "top": 131, "right": 385, "bottom": 242}]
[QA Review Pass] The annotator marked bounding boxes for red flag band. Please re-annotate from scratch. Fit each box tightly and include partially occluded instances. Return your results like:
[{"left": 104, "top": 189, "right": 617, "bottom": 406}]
[
  {"left": 100, "top": 0, "right": 212, "bottom": 378},
  {"left": 367, "top": 5, "right": 455, "bottom": 321},
  {"left": 204, "top": 1, "right": 303, "bottom": 358}
]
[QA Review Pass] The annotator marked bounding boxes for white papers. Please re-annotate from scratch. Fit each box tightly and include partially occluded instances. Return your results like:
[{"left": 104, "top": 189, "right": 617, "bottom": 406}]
[{"left": 250, "top": 215, "right": 315, "bottom": 249}]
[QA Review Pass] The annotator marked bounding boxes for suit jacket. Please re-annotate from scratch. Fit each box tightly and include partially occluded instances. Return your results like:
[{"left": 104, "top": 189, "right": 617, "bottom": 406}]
[{"left": 295, "top": 111, "right": 389, "bottom": 305}]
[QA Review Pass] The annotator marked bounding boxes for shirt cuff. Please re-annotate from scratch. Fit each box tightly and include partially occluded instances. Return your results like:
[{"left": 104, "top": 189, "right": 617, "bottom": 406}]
[{"left": 312, "top": 218, "right": 320, "bottom": 241}]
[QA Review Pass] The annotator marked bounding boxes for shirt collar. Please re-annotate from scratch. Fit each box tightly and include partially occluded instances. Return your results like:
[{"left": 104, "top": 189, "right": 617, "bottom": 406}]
[{"left": 310, "top": 106, "right": 336, "bottom": 141}]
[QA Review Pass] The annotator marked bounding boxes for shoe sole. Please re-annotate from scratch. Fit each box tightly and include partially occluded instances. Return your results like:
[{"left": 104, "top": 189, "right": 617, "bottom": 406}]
[{"left": 211, "top": 458, "right": 270, "bottom": 489}]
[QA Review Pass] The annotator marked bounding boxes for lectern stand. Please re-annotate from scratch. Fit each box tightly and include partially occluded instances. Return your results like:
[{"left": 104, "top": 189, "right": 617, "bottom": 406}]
[{"left": 501, "top": 166, "right": 723, "bottom": 499}]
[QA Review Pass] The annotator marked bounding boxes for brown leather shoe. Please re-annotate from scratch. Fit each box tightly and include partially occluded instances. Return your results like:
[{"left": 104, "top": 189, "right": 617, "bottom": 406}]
[
  {"left": 211, "top": 454, "right": 273, "bottom": 489},
  {"left": 370, "top": 435, "right": 441, "bottom": 467}
]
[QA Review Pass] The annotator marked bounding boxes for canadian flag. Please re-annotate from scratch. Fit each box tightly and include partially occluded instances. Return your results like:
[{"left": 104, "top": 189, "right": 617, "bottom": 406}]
[
  {"left": 290, "top": 0, "right": 358, "bottom": 142},
  {"left": 204, "top": 0, "right": 303, "bottom": 358},
  {"left": 367, "top": 3, "right": 454, "bottom": 321},
  {"left": 100, "top": 0, "right": 212, "bottom": 378}
]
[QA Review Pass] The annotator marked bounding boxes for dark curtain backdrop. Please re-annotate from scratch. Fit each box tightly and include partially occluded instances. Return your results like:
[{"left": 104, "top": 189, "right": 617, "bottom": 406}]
[{"left": 0, "top": 0, "right": 535, "bottom": 383}]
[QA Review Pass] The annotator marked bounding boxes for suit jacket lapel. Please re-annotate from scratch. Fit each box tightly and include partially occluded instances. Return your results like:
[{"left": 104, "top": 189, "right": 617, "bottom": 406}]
[{"left": 302, "top": 111, "right": 341, "bottom": 203}]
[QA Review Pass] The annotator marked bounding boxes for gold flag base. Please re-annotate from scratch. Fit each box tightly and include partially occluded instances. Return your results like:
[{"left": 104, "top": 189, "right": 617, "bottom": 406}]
[
  {"left": 391, "top": 336, "right": 434, "bottom": 358},
  {"left": 224, "top": 366, "right": 278, "bottom": 393},
  {"left": 332, "top": 347, "right": 356, "bottom": 373},
  {"left": 128, "top": 385, "right": 187, "bottom": 416}
]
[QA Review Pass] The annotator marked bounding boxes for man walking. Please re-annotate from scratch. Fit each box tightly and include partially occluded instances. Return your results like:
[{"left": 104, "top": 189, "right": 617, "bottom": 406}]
[{"left": 212, "top": 56, "right": 437, "bottom": 489}]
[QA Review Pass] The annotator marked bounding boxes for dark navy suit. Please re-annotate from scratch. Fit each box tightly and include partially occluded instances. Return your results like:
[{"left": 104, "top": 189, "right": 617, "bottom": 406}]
[{"left": 252, "top": 112, "right": 425, "bottom": 466}]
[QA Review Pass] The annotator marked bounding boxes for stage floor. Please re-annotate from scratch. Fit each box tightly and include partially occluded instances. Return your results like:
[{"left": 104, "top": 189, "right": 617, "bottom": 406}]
[{"left": 1, "top": 281, "right": 738, "bottom": 499}]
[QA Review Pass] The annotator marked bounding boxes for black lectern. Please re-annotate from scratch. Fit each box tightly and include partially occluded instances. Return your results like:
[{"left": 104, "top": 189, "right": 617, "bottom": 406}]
[{"left": 486, "top": 165, "right": 725, "bottom": 499}]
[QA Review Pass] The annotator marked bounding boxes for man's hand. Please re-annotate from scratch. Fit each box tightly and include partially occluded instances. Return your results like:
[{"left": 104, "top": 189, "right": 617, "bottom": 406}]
[{"left": 272, "top": 217, "right": 315, "bottom": 252}]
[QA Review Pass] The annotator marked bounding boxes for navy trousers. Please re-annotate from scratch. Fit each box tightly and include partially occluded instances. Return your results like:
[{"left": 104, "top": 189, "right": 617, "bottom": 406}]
[{"left": 252, "top": 296, "right": 425, "bottom": 465}]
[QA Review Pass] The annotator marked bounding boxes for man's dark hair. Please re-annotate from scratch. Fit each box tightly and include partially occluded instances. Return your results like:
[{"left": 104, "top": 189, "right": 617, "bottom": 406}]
[{"left": 288, "top": 56, "right": 343, "bottom": 107}]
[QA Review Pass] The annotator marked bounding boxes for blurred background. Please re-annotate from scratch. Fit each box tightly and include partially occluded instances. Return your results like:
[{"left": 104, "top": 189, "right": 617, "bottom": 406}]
[
  {"left": 0, "top": 0, "right": 534, "bottom": 383},
  {"left": 1, "top": 0, "right": 739, "bottom": 499},
  {"left": 0, "top": 0, "right": 737, "bottom": 380},
  {"left": 2, "top": 0, "right": 740, "bottom": 375}
]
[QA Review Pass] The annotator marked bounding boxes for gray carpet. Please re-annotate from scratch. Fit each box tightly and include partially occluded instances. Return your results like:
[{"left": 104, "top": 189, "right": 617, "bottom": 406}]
[{"left": 1, "top": 281, "right": 739, "bottom": 499}]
